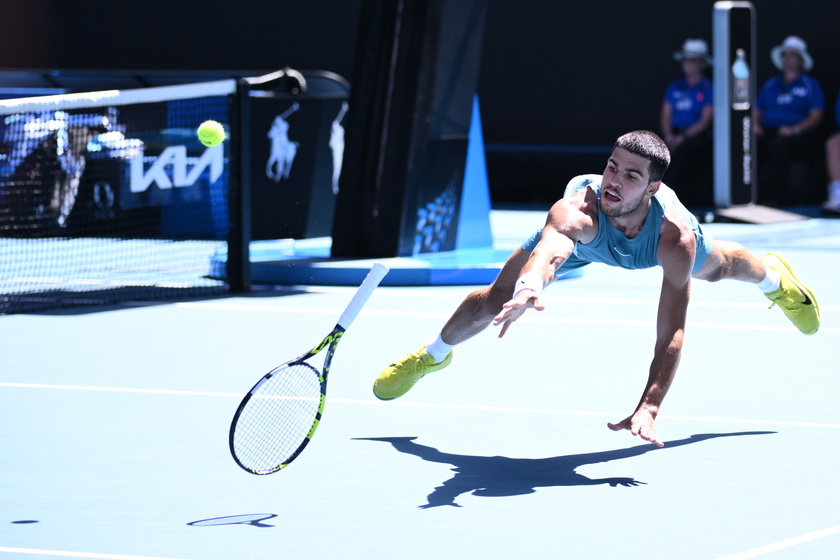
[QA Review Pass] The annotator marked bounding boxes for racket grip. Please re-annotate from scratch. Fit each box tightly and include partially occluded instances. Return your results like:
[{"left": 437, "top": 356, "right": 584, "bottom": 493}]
[{"left": 336, "top": 262, "right": 389, "bottom": 330}]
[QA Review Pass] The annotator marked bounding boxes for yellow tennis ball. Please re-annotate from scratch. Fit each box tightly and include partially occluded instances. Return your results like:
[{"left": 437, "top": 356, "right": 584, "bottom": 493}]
[{"left": 197, "top": 120, "right": 226, "bottom": 147}]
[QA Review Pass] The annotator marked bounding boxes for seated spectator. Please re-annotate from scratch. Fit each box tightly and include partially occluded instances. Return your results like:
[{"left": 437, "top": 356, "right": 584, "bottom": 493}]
[
  {"left": 660, "top": 38, "right": 714, "bottom": 207},
  {"left": 755, "top": 36, "right": 825, "bottom": 206},
  {"left": 823, "top": 93, "right": 840, "bottom": 215}
]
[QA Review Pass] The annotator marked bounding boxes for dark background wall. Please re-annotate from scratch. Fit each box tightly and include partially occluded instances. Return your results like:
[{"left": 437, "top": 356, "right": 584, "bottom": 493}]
[{"left": 1, "top": 0, "right": 836, "bottom": 204}]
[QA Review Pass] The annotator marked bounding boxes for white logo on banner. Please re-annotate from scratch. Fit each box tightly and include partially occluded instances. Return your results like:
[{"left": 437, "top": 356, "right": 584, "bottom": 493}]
[
  {"left": 129, "top": 145, "right": 224, "bottom": 193},
  {"left": 266, "top": 102, "right": 300, "bottom": 182},
  {"left": 329, "top": 101, "right": 348, "bottom": 194}
]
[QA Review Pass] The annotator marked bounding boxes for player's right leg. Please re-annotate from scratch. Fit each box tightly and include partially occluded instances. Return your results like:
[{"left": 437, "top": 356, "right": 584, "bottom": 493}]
[
  {"left": 693, "top": 241, "right": 819, "bottom": 335},
  {"left": 373, "top": 248, "right": 531, "bottom": 400}
]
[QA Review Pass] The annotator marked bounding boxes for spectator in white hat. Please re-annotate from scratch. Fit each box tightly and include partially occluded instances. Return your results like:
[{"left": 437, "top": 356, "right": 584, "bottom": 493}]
[
  {"left": 660, "top": 38, "right": 714, "bottom": 207},
  {"left": 755, "top": 36, "right": 825, "bottom": 206}
]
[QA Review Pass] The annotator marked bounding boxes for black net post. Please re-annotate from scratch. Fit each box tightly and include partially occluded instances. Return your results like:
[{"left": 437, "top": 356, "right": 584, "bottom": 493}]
[{"left": 227, "top": 79, "right": 253, "bottom": 293}]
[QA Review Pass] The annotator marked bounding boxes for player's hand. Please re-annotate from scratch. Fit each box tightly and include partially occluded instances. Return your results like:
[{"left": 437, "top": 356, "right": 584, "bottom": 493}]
[
  {"left": 607, "top": 408, "right": 664, "bottom": 447},
  {"left": 492, "top": 292, "right": 544, "bottom": 338}
]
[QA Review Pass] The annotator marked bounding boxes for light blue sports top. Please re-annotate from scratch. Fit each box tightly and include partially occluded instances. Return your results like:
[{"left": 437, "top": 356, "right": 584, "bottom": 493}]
[{"left": 522, "top": 174, "right": 713, "bottom": 274}]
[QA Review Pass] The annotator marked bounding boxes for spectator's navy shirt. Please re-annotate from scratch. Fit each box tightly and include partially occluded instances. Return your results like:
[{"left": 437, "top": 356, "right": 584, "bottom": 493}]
[
  {"left": 757, "top": 74, "right": 825, "bottom": 129},
  {"left": 663, "top": 76, "right": 713, "bottom": 130}
]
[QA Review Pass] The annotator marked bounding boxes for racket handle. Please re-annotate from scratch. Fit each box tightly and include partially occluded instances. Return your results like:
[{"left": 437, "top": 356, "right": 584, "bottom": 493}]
[{"left": 337, "top": 262, "right": 389, "bottom": 330}]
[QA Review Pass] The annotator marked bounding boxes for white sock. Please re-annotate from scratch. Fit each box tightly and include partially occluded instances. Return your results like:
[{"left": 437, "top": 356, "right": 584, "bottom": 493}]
[
  {"left": 425, "top": 334, "right": 454, "bottom": 363},
  {"left": 757, "top": 268, "right": 781, "bottom": 293}
]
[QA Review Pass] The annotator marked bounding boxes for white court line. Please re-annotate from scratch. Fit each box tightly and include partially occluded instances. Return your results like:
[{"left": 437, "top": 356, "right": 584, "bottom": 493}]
[
  {"left": 0, "top": 382, "right": 241, "bottom": 398},
  {"left": 206, "top": 287, "right": 840, "bottom": 311},
  {"left": 0, "top": 547, "right": 189, "bottom": 560},
  {"left": 170, "top": 301, "right": 839, "bottom": 333},
  {"left": 3, "top": 382, "right": 840, "bottom": 429},
  {"left": 713, "top": 523, "right": 840, "bottom": 559}
]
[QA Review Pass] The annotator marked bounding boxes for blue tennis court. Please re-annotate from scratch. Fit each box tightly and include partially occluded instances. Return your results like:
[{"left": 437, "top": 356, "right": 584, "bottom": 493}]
[{"left": 2, "top": 211, "right": 839, "bottom": 560}]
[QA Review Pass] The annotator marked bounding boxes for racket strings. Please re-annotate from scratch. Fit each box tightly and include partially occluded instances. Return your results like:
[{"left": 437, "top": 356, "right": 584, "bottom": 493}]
[{"left": 231, "top": 362, "right": 323, "bottom": 474}]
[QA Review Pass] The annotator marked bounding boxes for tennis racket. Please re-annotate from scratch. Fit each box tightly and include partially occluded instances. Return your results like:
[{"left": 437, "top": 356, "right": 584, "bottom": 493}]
[{"left": 229, "top": 262, "right": 389, "bottom": 475}]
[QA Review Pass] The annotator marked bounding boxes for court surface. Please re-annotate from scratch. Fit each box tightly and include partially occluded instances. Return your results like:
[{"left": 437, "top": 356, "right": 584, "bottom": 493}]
[{"left": 2, "top": 210, "right": 839, "bottom": 560}]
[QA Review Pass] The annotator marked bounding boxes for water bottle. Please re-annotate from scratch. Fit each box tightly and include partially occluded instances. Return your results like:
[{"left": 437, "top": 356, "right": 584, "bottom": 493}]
[{"left": 731, "top": 48, "right": 750, "bottom": 110}]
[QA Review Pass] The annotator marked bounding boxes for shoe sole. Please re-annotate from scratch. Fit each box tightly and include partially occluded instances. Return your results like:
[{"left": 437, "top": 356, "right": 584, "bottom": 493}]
[
  {"left": 765, "top": 252, "right": 820, "bottom": 334},
  {"left": 373, "top": 376, "right": 423, "bottom": 401},
  {"left": 373, "top": 352, "right": 453, "bottom": 401}
]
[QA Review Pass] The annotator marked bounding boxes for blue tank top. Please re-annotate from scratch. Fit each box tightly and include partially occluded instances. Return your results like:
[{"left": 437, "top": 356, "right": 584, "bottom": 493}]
[{"left": 522, "top": 174, "right": 712, "bottom": 274}]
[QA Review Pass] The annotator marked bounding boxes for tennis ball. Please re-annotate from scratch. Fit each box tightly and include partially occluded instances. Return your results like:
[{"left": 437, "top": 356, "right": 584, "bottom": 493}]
[{"left": 197, "top": 120, "right": 226, "bottom": 147}]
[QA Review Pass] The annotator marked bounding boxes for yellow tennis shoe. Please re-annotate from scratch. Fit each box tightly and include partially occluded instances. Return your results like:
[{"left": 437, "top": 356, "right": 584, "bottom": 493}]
[
  {"left": 761, "top": 252, "right": 820, "bottom": 335},
  {"left": 373, "top": 346, "right": 453, "bottom": 400}
]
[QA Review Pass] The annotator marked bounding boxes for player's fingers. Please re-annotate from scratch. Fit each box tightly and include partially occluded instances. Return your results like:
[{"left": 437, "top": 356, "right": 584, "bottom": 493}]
[
  {"left": 491, "top": 308, "right": 508, "bottom": 326},
  {"left": 499, "top": 314, "right": 520, "bottom": 337},
  {"left": 646, "top": 427, "right": 665, "bottom": 447},
  {"left": 495, "top": 301, "right": 525, "bottom": 325},
  {"left": 636, "top": 424, "right": 665, "bottom": 447},
  {"left": 640, "top": 430, "right": 665, "bottom": 448},
  {"left": 607, "top": 418, "right": 629, "bottom": 432}
]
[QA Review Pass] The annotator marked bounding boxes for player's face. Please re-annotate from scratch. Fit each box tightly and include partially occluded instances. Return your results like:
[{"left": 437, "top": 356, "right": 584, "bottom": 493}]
[{"left": 600, "top": 148, "right": 659, "bottom": 219}]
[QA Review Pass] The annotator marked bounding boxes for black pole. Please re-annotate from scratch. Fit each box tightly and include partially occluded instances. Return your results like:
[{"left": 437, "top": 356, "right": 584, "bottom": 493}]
[{"left": 227, "top": 79, "right": 252, "bottom": 292}]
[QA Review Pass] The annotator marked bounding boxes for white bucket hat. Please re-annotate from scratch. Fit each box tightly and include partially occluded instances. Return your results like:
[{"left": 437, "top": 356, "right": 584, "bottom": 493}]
[
  {"left": 771, "top": 35, "right": 813, "bottom": 72},
  {"left": 673, "top": 39, "right": 712, "bottom": 64}
]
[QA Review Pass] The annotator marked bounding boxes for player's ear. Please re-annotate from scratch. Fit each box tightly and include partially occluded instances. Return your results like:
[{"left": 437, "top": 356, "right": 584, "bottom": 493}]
[{"left": 647, "top": 180, "right": 661, "bottom": 196}]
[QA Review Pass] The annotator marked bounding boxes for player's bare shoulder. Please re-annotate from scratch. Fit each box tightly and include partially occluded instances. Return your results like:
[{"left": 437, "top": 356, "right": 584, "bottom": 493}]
[{"left": 546, "top": 186, "right": 598, "bottom": 243}]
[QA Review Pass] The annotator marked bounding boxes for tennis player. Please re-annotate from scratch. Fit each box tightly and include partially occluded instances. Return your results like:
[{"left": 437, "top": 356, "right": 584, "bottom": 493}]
[{"left": 373, "top": 130, "right": 820, "bottom": 447}]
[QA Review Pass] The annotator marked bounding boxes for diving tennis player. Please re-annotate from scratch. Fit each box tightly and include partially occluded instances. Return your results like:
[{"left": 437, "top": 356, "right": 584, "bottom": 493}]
[{"left": 373, "top": 130, "right": 820, "bottom": 448}]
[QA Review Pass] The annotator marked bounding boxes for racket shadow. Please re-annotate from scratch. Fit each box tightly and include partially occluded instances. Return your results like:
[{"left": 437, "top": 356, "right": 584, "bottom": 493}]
[
  {"left": 355, "top": 432, "right": 775, "bottom": 509},
  {"left": 187, "top": 513, "right": 277, "bottom": 528}
]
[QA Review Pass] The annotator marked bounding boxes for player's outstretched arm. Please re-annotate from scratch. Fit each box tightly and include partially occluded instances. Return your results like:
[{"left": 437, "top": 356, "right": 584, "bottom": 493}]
[
  {"left": 493, "top": 196, "right": 591, "bottom": 338},
  {"left": 608, "top": 217, "right": 695, "bottom": 447}
]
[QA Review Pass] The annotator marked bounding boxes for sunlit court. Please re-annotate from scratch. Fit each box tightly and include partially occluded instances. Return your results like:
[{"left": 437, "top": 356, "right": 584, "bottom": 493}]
[{"left": 2, "top": 1, "right": 839, "bottom": 559}]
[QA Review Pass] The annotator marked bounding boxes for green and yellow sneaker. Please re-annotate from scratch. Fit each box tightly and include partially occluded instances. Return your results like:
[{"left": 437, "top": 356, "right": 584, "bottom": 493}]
[
  {"left": 762, "top": 252, "right": 820, "bottom": 335},
  {"left": 373, "top": 346, "right": 453, "bottom": 400}
]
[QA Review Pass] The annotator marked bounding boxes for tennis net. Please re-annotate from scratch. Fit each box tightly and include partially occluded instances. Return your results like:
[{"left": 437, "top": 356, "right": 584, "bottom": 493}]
[{"left": 0, "top": 80, "right": 239, "bottom": 314}]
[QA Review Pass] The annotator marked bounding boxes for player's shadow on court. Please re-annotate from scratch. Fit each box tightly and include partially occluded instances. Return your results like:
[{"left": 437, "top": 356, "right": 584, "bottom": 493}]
[{"left": 355, "top": 432, "right": 774, "bottom": 508}]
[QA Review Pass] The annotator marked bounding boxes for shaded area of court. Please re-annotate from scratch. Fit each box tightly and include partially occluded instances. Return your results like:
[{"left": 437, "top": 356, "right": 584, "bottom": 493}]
[{"left": 1, "top": 212, "right": 839, "bottom": 560}]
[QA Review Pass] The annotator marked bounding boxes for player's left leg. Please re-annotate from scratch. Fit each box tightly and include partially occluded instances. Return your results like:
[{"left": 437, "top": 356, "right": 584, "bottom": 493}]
[
  {"left": 373, "top": 247, "right": 532, "bottom": 400},
  {"left": 693, "top": 240, "right": 820, "bottom": 335}
]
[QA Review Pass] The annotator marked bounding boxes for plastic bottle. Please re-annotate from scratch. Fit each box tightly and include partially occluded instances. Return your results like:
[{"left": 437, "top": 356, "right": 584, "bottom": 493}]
[{"left": 731, "top": 48, "right": 750, "bottom": 110}]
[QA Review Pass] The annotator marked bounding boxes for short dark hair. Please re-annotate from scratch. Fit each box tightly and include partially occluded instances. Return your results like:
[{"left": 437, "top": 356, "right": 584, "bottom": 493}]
[{"left": 614, "top": 130, "right": 671, "bottom": 183}]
